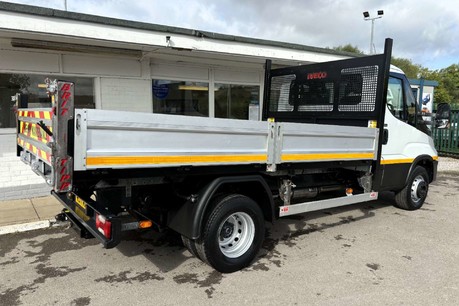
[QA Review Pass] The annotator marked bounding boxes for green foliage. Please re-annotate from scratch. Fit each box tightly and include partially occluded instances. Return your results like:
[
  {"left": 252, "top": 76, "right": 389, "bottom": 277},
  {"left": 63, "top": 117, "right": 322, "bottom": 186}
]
[
  {"left": 391, "top": 57, "right": 421, "bottom": 79},
  {"left": 333, "top": 44, "right": 364, "bottom": 55},
  {"left": 438, "top": 64, "right": 459, "bottom": 107},
  {"left": 421, "top": 64, "right": 459, "bottom": 108},
  {"left": 333, "top": 43, "right": 459, "bottom": 109},
  {"left": 432, "top": 87, "right": 452, "bottom": 105}
]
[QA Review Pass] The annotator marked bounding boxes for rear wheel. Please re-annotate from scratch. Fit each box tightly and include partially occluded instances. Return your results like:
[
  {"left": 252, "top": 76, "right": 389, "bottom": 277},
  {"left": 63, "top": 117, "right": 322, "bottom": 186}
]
[
  {"left": 181, "top": 235, "right": 201, "bottom": 260},
  {"left": 195, "top": 194, "right": 265, "bottom": 273},
  {"left": 394, "top": 166, "right": 429, "bottom": 210}
]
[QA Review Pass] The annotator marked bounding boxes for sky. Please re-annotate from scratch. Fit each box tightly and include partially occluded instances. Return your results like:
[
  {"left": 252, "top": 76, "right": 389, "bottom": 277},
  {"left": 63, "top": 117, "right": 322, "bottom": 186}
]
[{"left": 4, "top": 0, "right": 459, "bottom": 70}]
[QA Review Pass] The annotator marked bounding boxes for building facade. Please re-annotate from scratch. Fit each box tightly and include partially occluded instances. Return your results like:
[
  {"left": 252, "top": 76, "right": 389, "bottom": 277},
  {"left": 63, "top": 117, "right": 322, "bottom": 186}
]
[{"left": 0, "top": 2, "right": 352, "bottom": 200}]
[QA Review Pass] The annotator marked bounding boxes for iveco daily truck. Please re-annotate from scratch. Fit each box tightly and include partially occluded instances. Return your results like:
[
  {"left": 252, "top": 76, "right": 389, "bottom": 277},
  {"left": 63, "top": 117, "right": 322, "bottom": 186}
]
[{"left": 16, "top": 39, "right": 437, "bottom": 272}]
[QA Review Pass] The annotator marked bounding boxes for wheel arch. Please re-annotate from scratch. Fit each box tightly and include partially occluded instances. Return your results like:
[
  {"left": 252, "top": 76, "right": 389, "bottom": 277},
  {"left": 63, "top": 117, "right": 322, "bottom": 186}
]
[
  {"left": 407, "top": 155, "right": 437, "bottom": 184},
  {"left": 168, "top": 175, "right": 275, "bottom": 240}
]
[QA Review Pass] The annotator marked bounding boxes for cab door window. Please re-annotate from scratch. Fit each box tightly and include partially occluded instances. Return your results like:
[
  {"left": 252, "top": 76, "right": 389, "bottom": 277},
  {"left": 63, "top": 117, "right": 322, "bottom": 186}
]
[
  {"left": 403, "top": 78, "right": 417, "bottom": 127},
  {"left": 387, "top": 74, "right": 430, "bottom": 135},
  {"left": 387, "top": 77, "right": 404, "bottom": 119}
]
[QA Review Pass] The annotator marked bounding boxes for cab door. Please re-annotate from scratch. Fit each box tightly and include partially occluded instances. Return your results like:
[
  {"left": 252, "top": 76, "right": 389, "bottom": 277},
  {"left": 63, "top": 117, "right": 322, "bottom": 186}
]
[{"left": 379, "top": 72, "right": 436, "bottom": 191}]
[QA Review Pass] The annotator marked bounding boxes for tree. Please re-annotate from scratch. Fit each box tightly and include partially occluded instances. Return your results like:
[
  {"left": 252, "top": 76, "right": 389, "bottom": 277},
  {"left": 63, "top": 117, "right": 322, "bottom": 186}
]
[
  {"left": 333, "top": 44, "right": 364, "bottom": 55},
  {"left": 391, "top": 57, "right": 421, "bottom": 79},
  {"left": 422, "top": 64, "right": 459, "bottom": 108},
  {"left": 432, "top": 87, "right": 452, "bottom": 105},
  {"left": 438, "top": 64, "right": 459, "bottom": 104},
  {"left": 333, "top": 43, "right": 459, "bottom": 109}
]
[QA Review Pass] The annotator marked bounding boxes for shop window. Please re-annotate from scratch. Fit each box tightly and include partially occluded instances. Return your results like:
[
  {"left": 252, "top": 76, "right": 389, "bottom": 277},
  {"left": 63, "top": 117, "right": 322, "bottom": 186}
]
[
  {"left": 0, "top": 73, "right": 94, "bottom": 129},
  {"left": 215, "top": 84, "right": 260, "bottom": 120},
  {"left": 152, "top": 79, "right": 209, "bottom": 117}
]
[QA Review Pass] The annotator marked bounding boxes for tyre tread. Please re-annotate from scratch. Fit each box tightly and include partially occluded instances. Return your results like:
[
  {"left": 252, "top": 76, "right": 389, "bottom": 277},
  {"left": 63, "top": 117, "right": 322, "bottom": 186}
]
[
  {"left": 195, "top": 194, "right": 264, "bottom": 273},
  {"left": 181, "top": 235, "right": 201, "bottom": 260},
  {"left": 394, "top": 166, "right": 428, "bottom": 210}
]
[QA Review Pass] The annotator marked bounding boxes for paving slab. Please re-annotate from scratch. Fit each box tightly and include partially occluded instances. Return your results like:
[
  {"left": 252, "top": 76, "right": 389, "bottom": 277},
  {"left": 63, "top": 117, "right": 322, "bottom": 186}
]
[
  {"left": 0, "top": 198, "right": 33, "bottom": 211},
  {"left": 32, "top": 196, "right": 62, "bottom": 220},
  {"left": 0, "top": 198, "right": 39, "bottom": 226}
]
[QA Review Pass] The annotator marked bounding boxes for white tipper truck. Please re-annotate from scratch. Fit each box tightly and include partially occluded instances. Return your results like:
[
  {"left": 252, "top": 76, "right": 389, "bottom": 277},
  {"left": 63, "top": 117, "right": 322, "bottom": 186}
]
[{"left": 16, "top": 39, "right": 437, "bottom": 273}]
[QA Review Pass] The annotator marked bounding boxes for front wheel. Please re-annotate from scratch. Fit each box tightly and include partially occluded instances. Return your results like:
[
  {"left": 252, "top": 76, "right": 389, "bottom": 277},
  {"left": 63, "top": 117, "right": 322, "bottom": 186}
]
[
  {"left": 195, "top": 194, "right": 265, "bottom": 273},
  {"left": 394, "top": 166, "right": 429, "bottom": 210}
]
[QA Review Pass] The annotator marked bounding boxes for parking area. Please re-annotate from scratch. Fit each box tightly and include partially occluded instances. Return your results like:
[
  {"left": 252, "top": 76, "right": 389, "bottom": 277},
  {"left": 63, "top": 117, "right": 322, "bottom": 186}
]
[{"left": 1, "top": 162, "right": 458, "bottom": 305}]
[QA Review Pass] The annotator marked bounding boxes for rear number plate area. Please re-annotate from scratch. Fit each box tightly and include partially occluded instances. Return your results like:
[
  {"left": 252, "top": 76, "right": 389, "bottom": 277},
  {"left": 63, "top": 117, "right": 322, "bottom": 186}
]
[
  {"left": 75, "top": 195, "right": 86, "bottom": 210},
  {"left": 74, "top": 195, "right": 92, "bottom": 218}
]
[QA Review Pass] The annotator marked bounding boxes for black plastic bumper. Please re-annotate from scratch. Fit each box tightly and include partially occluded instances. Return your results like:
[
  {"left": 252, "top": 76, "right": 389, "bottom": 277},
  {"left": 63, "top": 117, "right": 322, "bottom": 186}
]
[{"left": 52, "top": 191, "right": 122, "bottom": 249}]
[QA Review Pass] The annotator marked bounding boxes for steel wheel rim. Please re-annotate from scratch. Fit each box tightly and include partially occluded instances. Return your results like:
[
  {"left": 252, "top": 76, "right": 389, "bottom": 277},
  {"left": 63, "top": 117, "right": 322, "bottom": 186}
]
[
  {"left": 218, "top": 212, "right": 255, "bottom": 258},
  {"left": 411, "top": 175, "right": 427, "bottom": 203}
]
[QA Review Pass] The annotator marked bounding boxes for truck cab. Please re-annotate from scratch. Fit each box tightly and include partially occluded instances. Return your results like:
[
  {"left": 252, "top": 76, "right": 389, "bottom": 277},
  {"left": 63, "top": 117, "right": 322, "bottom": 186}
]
[{"left": 379, "top": 67, "right": 437, "bottom": 204}]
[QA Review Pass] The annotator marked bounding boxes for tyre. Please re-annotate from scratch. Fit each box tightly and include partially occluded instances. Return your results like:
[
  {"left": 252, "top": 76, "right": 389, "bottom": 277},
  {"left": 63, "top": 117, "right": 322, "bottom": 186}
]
[
  {"left": 181, "top": 235, "right": 201, "bottom": 260},
  {"left": 195, "top": 194, "right": 265, "bottom": 273},
  {"left": 394, "top": 166, "right": 429, "bottom": 210}
]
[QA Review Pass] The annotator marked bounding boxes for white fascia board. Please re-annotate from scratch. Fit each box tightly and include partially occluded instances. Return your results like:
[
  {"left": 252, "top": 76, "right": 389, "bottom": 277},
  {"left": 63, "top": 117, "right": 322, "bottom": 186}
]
[{"left": 0, "top": 11, "right": 350, "bottom": 64}]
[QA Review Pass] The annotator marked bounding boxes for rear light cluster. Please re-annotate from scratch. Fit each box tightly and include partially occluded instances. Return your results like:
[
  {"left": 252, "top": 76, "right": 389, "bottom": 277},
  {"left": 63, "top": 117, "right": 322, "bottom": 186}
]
[{"left": 96, "top": 213, "right": 111, "bottom": 239}]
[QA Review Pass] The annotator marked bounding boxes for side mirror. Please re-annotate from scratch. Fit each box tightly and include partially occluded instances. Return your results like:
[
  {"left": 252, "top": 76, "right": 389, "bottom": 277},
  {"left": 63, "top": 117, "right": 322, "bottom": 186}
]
[{"left": 435, "top": 103, "right": 451, "bottom": 129}]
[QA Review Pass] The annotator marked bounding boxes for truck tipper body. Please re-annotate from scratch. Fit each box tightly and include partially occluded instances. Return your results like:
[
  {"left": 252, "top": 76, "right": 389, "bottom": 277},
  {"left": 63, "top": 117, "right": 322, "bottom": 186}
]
[{"left": 16, "top": 39, "right": 438, "bottom": 272}]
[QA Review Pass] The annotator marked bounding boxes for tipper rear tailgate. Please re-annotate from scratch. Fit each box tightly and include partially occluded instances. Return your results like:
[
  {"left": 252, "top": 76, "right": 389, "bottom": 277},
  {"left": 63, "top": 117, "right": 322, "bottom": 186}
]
[{"left": 16, "top": 80, "right": 74, "bottom": 193}]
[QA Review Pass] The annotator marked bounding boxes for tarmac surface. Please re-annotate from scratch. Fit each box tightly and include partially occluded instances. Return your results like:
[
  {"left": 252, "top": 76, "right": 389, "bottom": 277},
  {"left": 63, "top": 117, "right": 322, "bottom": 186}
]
[{"left": 0, "top": 169, "right": 458, "bottom": 305}]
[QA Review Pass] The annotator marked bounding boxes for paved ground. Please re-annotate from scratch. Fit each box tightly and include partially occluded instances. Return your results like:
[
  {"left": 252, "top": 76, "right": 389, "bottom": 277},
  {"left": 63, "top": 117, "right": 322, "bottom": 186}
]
[
  {"left": 1, "top": 172, "right": 458, "bottom": 305},
  {"left": 0, "top": 196, "right": 61, "bottom": 235}
]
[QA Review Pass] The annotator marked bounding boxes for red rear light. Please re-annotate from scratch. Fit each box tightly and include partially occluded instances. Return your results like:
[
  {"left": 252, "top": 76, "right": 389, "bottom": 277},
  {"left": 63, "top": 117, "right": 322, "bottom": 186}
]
[{"left": 95, "top": 213, "right": 111, "bottom": 239}]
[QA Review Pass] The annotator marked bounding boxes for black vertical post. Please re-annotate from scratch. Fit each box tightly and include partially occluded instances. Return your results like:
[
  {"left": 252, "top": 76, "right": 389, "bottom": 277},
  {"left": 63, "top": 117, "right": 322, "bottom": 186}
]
[
  {"left": 262, "top": 59, "right": 272, "bottom": 121},
  {"left": 372, "top": 38, "right": 393, "bottom": 191}
]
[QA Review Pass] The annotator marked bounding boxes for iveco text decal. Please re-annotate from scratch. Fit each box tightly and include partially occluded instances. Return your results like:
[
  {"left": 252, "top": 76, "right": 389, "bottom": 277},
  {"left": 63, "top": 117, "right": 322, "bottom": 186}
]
[{"left": 307, "top": 71, "right": 328, "bottom": 80}]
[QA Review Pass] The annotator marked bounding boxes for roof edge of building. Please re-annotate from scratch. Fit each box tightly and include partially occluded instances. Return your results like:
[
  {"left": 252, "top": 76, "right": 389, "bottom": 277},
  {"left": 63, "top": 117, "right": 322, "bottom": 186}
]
[{"left": 0, "top": 1, "right": 358, "bottom": 58}]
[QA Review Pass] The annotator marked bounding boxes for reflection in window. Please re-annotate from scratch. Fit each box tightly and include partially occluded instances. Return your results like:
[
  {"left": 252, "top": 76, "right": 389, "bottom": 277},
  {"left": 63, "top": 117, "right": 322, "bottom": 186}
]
[
  {"left": 269, "top": 74, "right": 296, "bottom": 112},
  {"left": 387, "top": 77, "right": 404, "bottom": 119},
  {"left": 296, "top": 81, "right": 334, "bottom": 112},
  {"left": 152, "top": 80, "right": 209, "bottom": 116},
  {"left": 338, "top": 66, "right": 377, "bottom": 112},
  {"left": 215, "top": 84, "right": 259, "bottom": 120},
  {"left": 0, "top": 73, "right": 94, "bottom": 129}
]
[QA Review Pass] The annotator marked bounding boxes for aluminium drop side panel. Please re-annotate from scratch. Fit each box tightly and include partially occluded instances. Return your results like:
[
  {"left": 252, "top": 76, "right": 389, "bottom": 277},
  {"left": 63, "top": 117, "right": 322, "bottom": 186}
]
[
  {"left": 74, "top": 109, "right": 270, "bottom": 170},
  {"left": 278, "top": 122, "right": 379, "bottom": 163},
  {"left": 73, "top": 108, "right": 379, "bottom": 171}
]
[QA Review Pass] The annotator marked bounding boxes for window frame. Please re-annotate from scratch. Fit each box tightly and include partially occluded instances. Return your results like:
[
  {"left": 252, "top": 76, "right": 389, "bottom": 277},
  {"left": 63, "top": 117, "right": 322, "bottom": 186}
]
[
  {"left": 214, "top": 82, "right": 261, "bottom": 120},
  {"left": 151, "top": 78, "right": 211, "bottom": 117},
  {"left": 151, "top": 65, "right": 263, "bottom": 119},
  {"left": 387, "top": 75, "right": 406, "bottom": 121},
  {"left": 0, "top": 72, "right": 95, "bottom": 132}
]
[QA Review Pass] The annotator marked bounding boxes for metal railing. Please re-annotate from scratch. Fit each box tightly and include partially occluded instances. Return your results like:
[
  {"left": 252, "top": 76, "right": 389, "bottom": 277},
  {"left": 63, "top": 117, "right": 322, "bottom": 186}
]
[{"left": 432, "top": 110, "right": 459, "bottom": 157}]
